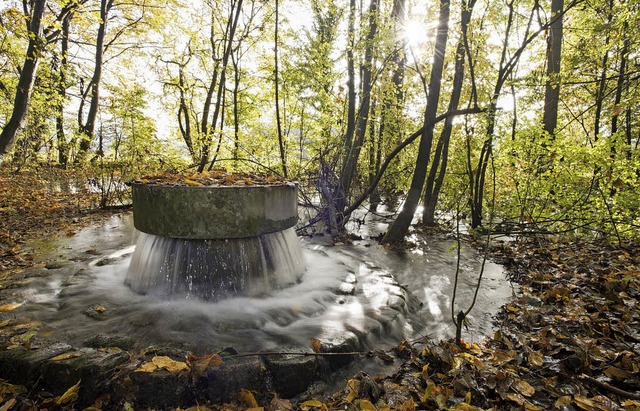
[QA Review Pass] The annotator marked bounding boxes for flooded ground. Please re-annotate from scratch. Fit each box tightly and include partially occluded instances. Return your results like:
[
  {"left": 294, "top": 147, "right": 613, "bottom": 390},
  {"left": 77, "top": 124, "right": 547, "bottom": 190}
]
[{"left": 9, "top": 211, "right": 513, "bottom": 356}]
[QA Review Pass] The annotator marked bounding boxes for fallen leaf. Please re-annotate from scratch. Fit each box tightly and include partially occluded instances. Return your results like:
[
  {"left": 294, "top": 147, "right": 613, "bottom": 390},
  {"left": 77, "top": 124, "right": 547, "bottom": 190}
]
[
  {"left": 310, "top": 338, "right": 322, "bottom": 353},
  {"left": 184, "top": 179, "right": 204, "bottom": 186},
  {"left": 574, "top": 394, "right": 597, "bottom": 411},
  {"left": 134, "top": 362, "right": 158, "bottom": 373},
  {"left": 398, "top": 398, "right": 415, "bottom": 411},
  {"left": 449, "top": 403, "right": 483, "bottom": 410},
  {"left": 528, "top": 351, "right": 544, "bottom": 367},
  {"left": 299, "top": 399, "right": 325, "bottom": 410},
  {"left": 513, "top": 379, "right": 535, "bottom": 397},
  {"left": 0, "top": 320, "right": 10, "bottom": 328},
  {"left": 49, "top": 352, "right": 82, "bottom": 362},
  {"left": 0, "top": 303, "right": 22, "bottom": 312},
  {"left": 555, "top": 396, "right": 572, "bottom": 408},
  {"left": 0, "top": 398, "right": 17, "bottom": 411},
  {"left": 56, "top": 380, "right": 81, "bottom": 405},
  {"left": 186, "top": 352, "right": 222, "bottom": 376},
  {"left": 359, "top": 399, "right": 377, "bottom": 410},
  {"left": 267, "top": 398, "right": 293, "bottom": 411},
  {"left": 151, "top": 356, "right": 188, "bottom": 372},
  {"left": 13, "top": 321, "right": 41, "bottom": 330},
  {"left": 239, "top": 389, "right": 258, "bottom": 408}
]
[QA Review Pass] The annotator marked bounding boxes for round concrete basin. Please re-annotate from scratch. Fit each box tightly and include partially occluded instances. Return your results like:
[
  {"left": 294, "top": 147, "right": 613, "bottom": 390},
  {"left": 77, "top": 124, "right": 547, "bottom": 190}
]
[{"left": 131, "top": 183, "right": 298, "bottom": 239}]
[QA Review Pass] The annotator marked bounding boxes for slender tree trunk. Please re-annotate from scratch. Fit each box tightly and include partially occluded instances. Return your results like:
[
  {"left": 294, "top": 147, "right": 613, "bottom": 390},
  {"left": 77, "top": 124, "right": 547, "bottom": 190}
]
[
  {"left": 423, "top": 0, "right": 475, "bottom": 226},
  {"left": 55, "top": 15, "right": 71, "bottom": 167},
  {"left": 593, "top": 0, "right": 614, "bottom": 141},
  {"left": 611, "top": 37, "right": 628, "bottom": 139},
  {"left": 232, "top": 52, "right": 241, "bottom": 164},
  {"left": 337, "top": 0, "right": 379, "bottom": 222},
  {"left": 274, "top": 0, "right": 288, "bottom": 177},
  {"left": 0, "top": 0, "right": 47, "bottom": 161},
  {"left": 542, "top": 0, "right": 564, "bottom": 137},
  {"left": 382, "top": 0, "right": 451, "bottom": 244},
  {"left": 79, "top": 0, "right": 114, "bottom": 154},
  {"left": 199, "top": 0, "right": 243, "bottom": 172},
  {"left": 177, "top": 63, "right": 195, "bottom": 160}
]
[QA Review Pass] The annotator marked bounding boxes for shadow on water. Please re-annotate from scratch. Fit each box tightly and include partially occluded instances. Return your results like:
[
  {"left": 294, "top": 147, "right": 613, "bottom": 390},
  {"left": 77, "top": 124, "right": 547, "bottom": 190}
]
[{"left": 15, "top": 211, "right": 513, "bottom": 357}]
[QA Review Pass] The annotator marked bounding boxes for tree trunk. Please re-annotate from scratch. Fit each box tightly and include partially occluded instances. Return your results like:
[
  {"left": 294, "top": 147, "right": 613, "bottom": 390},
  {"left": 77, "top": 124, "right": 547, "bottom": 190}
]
[
  {"left": 274, "top": 0, "right": 288, "bottom": 177},
  {"left": 56, "top": 15, "right": 71, "bottom": 167},
  {"left": 423, "top": 0, "right": 475, "bottom": 226},
  {"left": 542, "top": 0, "right": 564, "bottom": 137},
  {"left": 382, "top": 0, "right": 451, "bottom": 244},
  {"left": 199, "top": 0, "right": 243, "bottom": 172},
  {"left": 337, "top": 0, "right": 379, "bottom": 222},
  {"left": 0, "top": 0, "right": 47, "bottom": 161},
  {"left": 79, "top": 0, "right": 114, "bottom": 154},
  {"left": 593, "top": 0, "right": 614, "bottom": 142}
]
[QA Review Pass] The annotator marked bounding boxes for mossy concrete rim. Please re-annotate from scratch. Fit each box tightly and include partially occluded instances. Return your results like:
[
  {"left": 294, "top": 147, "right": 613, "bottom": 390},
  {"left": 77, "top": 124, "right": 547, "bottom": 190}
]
[{"left": 132, "top": 183, "right": 298, "bottom": 239}]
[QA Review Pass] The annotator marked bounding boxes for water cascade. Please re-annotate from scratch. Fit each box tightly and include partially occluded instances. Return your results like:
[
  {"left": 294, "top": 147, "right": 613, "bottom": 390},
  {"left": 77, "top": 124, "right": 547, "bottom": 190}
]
[{"left": 124, "top": 182, "right": 305, "bottom": 300}]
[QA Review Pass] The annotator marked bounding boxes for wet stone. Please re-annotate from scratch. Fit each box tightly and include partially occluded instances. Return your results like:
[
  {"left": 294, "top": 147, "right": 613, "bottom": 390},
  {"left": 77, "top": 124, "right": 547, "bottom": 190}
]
[
  {"left": 195, "top": 356, "right": 266, "bottom": 404},
  {"left": 83, "top": 334, "right": 135, "bottom": 350},
  {"left": 41, "top": 348, "right": 129, "bottom": 406},
  {"left": 128, "top": 368, "right": 191, "bottom": 409},
  {"left": 264, "top": 354, "right": 318, "bottom": 398},
  {"left": 0, "top": 343, "right": 73, "bottom": 386}
]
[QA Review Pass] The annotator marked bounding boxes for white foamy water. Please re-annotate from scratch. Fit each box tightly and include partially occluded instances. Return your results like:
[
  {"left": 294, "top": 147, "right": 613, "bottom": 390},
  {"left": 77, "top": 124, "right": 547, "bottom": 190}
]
[{"left": 14, "top": 213, "right": 513, "bottom": 354}]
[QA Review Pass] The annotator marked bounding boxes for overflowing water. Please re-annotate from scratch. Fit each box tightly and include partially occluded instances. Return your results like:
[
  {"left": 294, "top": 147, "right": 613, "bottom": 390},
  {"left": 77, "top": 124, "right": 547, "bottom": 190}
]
[
  {"left": 125, "top": 228, "right": 305, "bottom": 300},
  {"left": 14, "top": 212, "right": 513, "bottom": 355}
]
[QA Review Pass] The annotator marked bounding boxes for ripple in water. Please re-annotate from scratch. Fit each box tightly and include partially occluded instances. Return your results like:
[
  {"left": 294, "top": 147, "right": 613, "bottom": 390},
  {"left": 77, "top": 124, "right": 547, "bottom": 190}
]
[{"left": 15, "top": 214, "right": 513, "bottom": 354}]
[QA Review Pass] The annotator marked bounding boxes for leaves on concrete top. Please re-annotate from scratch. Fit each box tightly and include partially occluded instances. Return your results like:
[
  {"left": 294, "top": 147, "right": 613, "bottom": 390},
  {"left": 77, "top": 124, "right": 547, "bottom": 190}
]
[{"left": 133, "top": 170, "right": 291, "bottom": 187}]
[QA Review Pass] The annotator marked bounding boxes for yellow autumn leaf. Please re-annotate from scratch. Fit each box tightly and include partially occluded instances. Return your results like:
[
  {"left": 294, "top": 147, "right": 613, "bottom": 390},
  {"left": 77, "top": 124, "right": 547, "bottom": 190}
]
[
  {"left": 573, "top": 394, "right": 597, "bottom": 411},
  {"left": 152, "top": 356, "right": 188, "bottom": 372},
  {"left": 239, "top": 389, "right": 259, "bottom": 408},
  {"left": 506, "top": 392, "right": 525, "bottom": 406},
  {"left": 0, "top": 320, "right": 11, "bottom": 328},
  {"left": 49, "top": 352, "right": 82, "bottom": 362},
  {"left": 622, "top": 400, "right": 640, "bottom": 411},
  {"left": 514, "top": 379, "right": 535, "bottom": 397},
  {"left": 449, "top": 403, "right": 483, "bottom": 410},
  {"left": 184, "top": 179, "right": 204, "bottom": 186},
  {"left": 555, "top": 396, "right": 572, "bottom": 408},
  {"left": 359, "top": 399, "right": 377, "bottom": 411},
  {"left": 134, "top": 362, "right": 158, "bottom": 373},
  {"left": 0, "top": 303, "right": 22, "bottom": 312},
  {"left": 299, "top": 399, "right": 324, "bottom": 410},
  {"left": 56, "top": 380, "right": 81, "bottom": 405},
  {"left": 346, "top": 378, "right": 360, "bottom": 402},
  {"left": 13, "top": 321, "right": 41, "bottom": 330},
  {"left": 528, "top": 351, "right": 544, "bottom": 367},
  {"left": 398, "top": 398, "right": 416, "bottom": 411},
  {"left": 421, "top": 364, "right": 429, "bottom": 382}
]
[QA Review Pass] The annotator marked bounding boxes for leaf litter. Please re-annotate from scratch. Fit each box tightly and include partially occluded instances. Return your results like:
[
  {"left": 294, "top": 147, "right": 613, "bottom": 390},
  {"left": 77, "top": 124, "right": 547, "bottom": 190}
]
[{"left": 1, "top": 169, "right": 639, "bottom": 409}]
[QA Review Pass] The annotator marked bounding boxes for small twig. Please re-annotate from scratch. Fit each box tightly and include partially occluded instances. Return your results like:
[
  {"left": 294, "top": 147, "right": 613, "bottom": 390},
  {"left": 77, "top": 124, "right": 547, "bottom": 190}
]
[
  {"left": 229, "top": 351, "right": 365, "bottom": 358},
  {"left": 578, "top": 374, "right": 640, "bottom": 400}
]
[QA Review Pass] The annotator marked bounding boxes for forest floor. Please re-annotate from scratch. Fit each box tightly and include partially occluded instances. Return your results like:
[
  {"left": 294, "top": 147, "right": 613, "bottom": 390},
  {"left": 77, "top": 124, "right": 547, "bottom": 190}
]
[{"left": 1, "top": 169, "right": 639, "bottom": 410}]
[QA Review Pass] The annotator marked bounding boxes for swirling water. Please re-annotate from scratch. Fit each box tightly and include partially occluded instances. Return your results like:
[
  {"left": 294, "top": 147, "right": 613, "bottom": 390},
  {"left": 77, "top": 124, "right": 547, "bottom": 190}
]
[{"left": 14, "top": 212, "right": 513, "bottom": 355}]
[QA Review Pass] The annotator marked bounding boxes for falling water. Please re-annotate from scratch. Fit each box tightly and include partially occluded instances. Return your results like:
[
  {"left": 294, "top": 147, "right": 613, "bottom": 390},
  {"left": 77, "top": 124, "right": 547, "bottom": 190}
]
[{"left": 125, "top": 228, "right": 305, "bottom": 300}]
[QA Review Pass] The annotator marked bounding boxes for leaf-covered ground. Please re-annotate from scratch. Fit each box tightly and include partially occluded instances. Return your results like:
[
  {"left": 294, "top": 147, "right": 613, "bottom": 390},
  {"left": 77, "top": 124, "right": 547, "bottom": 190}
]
[
  {"left": 1, "top": 170, "right": 639, "bottom": 410},
  {"left": 0, "top": 169, "right": 109, "bottom": 278}
]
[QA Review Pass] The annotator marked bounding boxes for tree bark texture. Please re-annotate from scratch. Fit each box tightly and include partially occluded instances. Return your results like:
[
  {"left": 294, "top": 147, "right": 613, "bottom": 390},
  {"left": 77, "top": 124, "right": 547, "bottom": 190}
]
[
  {"left": 0, "top": 0, "right": 47, "bottom": 160},
  {"left": 382, "top": 0, "right": 451, "bottom": 244}
]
